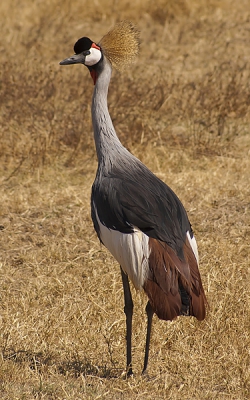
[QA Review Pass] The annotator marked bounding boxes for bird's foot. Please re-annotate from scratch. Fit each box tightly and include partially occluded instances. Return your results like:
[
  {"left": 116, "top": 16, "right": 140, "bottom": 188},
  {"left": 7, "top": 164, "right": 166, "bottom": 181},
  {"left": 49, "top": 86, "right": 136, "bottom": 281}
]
[{"left": 122, "top": 365, "right": 133, "bottom": 379}]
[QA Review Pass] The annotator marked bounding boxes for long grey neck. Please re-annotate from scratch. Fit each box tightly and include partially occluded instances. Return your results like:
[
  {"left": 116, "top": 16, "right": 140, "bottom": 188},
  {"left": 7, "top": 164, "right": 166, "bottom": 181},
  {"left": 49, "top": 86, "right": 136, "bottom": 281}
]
[{"left": 91, "top": 57, "right": 124, "bottom": 166}]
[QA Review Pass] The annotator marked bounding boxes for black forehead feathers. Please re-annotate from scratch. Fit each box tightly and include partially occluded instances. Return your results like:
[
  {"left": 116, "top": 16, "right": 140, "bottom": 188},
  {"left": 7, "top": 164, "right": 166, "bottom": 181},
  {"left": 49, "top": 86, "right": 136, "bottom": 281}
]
[{"left": 74, "top": 37, "right": 93, "bottom": 54}]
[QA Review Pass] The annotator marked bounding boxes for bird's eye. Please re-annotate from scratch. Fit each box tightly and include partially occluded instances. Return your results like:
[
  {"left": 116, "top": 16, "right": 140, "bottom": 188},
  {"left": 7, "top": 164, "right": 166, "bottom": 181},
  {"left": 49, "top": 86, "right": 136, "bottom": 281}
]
[{"left": 83, "top": 50, "right": 91, "bottom": 56}]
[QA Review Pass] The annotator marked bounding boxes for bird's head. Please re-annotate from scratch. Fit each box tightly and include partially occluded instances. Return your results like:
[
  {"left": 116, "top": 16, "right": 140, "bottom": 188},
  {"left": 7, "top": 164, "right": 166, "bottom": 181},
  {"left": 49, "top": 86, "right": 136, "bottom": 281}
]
[
  {"left": 60, "top": 37, "right": 102, "bottom": 84},
  {"left": 60, "top": 21, "right": 139, "bottom": 85}
]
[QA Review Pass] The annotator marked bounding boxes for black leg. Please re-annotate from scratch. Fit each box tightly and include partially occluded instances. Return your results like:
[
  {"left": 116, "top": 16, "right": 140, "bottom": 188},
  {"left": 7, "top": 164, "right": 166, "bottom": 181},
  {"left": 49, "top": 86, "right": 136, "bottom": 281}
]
[
  {"left": 142, "top": 301, "right": 154, "bottom": 375},
  {"left": 120, "top": 267, "right": 133, "bottom": 377}
]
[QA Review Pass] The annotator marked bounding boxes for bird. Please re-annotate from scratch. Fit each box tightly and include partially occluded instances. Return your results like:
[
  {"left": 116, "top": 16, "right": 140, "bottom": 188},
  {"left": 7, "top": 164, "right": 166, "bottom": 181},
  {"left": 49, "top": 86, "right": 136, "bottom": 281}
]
[{"left": 60, "top": 21, "right": 207, "bottom": 376}]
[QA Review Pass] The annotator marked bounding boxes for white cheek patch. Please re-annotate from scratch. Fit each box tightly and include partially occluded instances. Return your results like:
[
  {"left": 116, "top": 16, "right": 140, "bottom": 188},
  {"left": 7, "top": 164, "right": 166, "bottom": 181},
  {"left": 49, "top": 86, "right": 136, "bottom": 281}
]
[{"left": 85, "top": 48, "right": 102, "bottom": 66}]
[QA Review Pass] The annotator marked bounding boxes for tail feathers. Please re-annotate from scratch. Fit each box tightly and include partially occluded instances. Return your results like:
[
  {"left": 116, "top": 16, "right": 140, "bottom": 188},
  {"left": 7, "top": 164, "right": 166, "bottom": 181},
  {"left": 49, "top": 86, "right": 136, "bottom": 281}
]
[{"left": 143, "top": 237, "right": 207, "bottom": 321}]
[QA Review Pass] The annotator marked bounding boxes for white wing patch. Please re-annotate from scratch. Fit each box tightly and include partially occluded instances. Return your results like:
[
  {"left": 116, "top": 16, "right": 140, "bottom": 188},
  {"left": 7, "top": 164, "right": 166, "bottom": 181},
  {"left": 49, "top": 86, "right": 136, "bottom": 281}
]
[
  {"left": 93, "top": 205, "right": 150, "bottom": 290},
  {"left": 186, "top": 230, "right": 199, "bottom": 264}
]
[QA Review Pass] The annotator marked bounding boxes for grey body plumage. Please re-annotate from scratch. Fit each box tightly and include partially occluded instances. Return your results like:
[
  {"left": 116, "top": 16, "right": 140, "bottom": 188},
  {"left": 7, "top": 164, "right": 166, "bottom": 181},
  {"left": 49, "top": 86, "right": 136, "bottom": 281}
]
[{"left": 91, "top": 58, "right": 191, "bottom": 257}]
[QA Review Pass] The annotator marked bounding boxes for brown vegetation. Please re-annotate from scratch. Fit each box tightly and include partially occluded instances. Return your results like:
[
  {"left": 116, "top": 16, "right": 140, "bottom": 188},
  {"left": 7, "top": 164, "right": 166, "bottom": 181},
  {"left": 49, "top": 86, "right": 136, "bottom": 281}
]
[{"left": 0, "top": 0, "right": 249, "bottom": 398}]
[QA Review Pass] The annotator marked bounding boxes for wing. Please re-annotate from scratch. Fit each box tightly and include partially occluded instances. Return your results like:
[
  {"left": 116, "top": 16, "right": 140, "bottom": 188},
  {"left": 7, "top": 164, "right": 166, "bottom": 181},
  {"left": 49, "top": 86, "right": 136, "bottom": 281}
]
[
  {"left": 91, "top": 156, "right": 207, "bottom": 321},
  {"left": 91, "top": 158, "right": 191, "bottom": 260}
]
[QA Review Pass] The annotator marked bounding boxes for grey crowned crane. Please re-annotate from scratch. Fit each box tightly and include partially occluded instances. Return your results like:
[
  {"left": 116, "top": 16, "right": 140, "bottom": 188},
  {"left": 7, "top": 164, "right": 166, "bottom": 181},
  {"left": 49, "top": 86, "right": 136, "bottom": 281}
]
[{"left": 60, "top": 21, "right": 207, "bottom": 376}]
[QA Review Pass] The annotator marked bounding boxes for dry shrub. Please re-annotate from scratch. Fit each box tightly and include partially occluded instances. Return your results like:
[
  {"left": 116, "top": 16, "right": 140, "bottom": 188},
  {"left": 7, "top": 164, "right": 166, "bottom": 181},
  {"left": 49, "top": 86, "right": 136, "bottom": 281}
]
[{"left": 1, "top": 0, "right": 249, "bottom": 171}]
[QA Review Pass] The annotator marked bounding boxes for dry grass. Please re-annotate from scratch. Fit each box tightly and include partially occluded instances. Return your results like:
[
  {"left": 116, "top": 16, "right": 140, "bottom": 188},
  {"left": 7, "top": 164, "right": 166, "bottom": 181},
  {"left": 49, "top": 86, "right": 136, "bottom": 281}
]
[{"left": 0, "top": 0, "right": 250, "bottom": 398}]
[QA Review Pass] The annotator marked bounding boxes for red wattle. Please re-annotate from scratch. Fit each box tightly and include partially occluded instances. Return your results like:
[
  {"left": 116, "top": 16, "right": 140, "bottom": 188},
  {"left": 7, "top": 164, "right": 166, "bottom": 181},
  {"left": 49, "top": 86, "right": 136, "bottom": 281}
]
[{"left": 90, "top": 70, "right": 97, "bottom": 85}]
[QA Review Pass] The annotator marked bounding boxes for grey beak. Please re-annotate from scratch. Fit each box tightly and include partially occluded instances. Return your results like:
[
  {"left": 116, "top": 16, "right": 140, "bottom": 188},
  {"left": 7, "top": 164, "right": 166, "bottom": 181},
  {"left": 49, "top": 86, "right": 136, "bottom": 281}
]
[{"left": 59, "top": 53, "right": 85, "bottom": 65}]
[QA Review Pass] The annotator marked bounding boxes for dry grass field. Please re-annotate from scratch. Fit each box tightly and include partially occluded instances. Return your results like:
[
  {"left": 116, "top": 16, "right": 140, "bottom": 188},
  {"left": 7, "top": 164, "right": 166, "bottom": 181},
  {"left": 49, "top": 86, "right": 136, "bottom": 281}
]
[{"left": 0, "top": 0, "right": 250, "bottom": 398}]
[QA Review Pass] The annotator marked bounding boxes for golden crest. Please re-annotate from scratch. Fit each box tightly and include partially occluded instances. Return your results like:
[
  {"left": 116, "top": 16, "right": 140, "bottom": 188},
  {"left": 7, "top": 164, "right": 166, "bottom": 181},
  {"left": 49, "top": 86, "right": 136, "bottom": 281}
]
[{"left": 99, "top": 21, "right": 140, "bottom": 69}]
